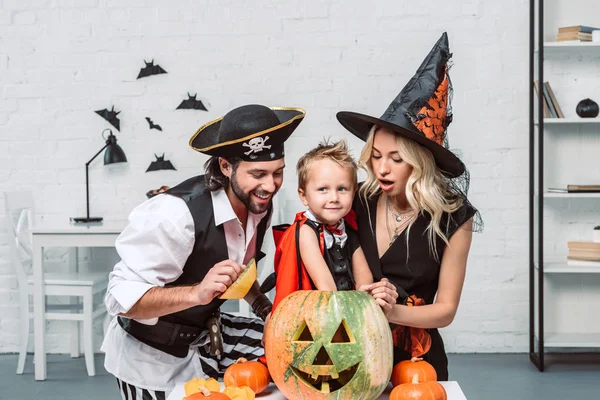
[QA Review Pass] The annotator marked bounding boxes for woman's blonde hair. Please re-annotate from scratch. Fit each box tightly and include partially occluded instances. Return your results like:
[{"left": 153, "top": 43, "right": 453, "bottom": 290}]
[{"left": 358, "top": 126, "right": 463, "bottom": 257}]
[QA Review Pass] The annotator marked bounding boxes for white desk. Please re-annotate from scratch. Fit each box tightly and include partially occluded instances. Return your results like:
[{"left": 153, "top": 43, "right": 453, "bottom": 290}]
[
  {"left": 167, "top": 381, "right": 467, "bottom": 400},
  {"left": 31, "top": 220, "right": 125, "bottom": 381}
]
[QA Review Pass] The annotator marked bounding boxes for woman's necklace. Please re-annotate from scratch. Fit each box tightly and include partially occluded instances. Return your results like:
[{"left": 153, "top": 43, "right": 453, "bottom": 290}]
[{"left": 385, "top": 196, "right": 415, "bottom": 245}]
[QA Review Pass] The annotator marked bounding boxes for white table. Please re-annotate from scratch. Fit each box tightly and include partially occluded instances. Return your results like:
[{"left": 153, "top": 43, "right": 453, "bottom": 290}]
[
  {"left": 167, "top": 381, "right": 467, "bottom": 400},
  {"left": 31, "top": 220, "right": 125, "bottom": 380}
]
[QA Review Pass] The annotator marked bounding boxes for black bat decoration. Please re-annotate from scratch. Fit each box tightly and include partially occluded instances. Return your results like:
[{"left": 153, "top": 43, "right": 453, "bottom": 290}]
[
  {"left": 176, "top": 93, "right": 208, "bottom": 111},
  {"left": 145, "top": 117, "right": 162, "bottom": 131},
  {"left": 137, "top": 59, "right": 167, "bottom": 79},
  {"left": 146, "top": 154, "right": 177, "bottom": 172},
  {"left": 95, "top": 106, "right": 121, "bottom": 131}
]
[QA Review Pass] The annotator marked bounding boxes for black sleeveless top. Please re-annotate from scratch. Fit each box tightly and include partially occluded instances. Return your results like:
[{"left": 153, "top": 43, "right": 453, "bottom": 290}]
[
  {"left": 303, "top": 219, "right": 361, "bottom": 291},
  {"left": 353, "top": 192, "right": 476, "bottom": 380}
]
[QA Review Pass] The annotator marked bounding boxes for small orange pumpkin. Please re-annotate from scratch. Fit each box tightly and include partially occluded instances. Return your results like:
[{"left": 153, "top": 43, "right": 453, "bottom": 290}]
[
  {"left": 185, "top": 387, "right": 231, "bottom": 400},
  {"left": 224, "top": 357, "right": 269, "bottom": 394},
  {"left": 389, "top": 374, "right": 447, "bottom": 400},
  {"left": 391, "top": 357, "right": 437, "bottom": 386}
]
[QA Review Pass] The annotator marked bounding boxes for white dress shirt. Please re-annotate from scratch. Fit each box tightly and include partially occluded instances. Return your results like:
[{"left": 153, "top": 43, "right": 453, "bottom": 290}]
[{"left": 101, "top": 189, "right": 268, "bottom": 392}]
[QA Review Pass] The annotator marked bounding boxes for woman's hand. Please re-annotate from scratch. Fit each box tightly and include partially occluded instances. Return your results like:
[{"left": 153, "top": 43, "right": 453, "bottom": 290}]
[{"left": 358, "top": 278, "right": 398, "bottom": 316}]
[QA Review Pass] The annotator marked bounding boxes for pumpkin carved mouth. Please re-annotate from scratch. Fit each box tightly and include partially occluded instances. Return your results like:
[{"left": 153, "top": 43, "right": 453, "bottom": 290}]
[{"left": 290, "top": 363, "right": 360, "bottom": 393}]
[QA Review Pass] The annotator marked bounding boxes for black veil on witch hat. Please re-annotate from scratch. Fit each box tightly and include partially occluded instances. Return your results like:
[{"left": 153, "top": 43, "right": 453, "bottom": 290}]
[
  {"left": 190, "top": 104, "right": 305, "bottom": 162},
  {"left": 337, "top": 32, "right": 464, "bottom": 178}
]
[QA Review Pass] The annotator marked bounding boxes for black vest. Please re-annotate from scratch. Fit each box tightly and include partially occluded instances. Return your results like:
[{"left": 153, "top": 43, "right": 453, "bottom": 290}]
[
  {"left": 304, "top": 219, "right": 355, "bottom": 291},
  {"left": 120, "top": 175, "right": 271, "bottom": 356},
  {"left": 165, "top": 174, "right": 271, "bottom": 324}
]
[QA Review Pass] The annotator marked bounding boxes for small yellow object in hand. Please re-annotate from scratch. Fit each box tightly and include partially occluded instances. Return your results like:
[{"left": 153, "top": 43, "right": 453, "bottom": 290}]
[{"left": 219, "top": 258, "right": 257, "bottom": 300}]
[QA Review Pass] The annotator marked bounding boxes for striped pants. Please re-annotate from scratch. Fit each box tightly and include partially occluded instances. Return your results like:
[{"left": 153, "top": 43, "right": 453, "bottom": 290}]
[
  {"left": 117, "top": 378, "right": 165, "bottom": 400},
  {"left": 116, "top": 313, "right": 264, "bottom": 399}
]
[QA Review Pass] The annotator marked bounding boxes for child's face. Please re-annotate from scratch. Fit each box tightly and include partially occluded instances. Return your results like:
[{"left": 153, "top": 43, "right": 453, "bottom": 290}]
[{"left": 298, "top": 158, "right": 355, "bottom": 225}]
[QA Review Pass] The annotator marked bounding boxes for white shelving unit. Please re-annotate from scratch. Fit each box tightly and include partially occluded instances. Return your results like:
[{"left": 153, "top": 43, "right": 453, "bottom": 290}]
[
  {"left": 535, "top": 261, "right": 600, "bottom": 274},
  {"left": 530, "top": 1, "right": 600, "bottom": 371},
  {"left": 535, "top": 118, "right": 600, "bottom": 125},
  {"left": 542, "top": 40, "right": 600, "bottom": 49},
  {"left": 543, "top": 192, "right": 600, "bottom": 198},
  {"left": 544, "top": 333, "right": 600, "bottom": 348}
]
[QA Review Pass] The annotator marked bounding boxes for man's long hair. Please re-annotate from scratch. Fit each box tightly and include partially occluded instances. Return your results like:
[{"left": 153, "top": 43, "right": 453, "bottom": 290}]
[{"left": 203, "top": 156, "right": 242, "bottom": 191}]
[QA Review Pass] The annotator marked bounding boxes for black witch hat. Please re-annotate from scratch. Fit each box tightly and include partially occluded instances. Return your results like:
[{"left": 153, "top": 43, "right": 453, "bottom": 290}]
[
  {"left": 337, "top": 32, "right": 464, "bottom": 178},
  {"left": 190, "top": 104, "right": 306, "bottom": 162}
]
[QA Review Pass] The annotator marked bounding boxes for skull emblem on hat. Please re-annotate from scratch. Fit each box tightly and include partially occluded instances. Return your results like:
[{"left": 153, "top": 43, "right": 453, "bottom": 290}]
[{"left": 243, "top": 136, "right": 271, "bottom": 156}]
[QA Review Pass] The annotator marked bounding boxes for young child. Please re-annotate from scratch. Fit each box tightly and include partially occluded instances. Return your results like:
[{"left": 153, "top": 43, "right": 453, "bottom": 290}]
[{"left": 270, "top": 140, "right": 397, "bottom": 313}]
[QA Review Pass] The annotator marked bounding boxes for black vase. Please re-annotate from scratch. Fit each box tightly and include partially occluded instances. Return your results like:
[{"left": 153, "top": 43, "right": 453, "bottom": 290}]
[{"left": 576, "top": 98, "right": 599, "bottom": 118}]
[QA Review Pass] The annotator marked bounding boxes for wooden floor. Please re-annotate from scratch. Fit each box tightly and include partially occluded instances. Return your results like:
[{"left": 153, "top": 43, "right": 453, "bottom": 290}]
[{"left": 0, "top": 353, "right": 598, "bottom": 399}]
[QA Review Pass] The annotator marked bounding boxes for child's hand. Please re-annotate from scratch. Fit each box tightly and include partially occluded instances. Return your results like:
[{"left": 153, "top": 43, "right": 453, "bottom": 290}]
[
  {"left": 358, "top": 278, "right": 398, "bottom": 316},
  {"left": 261, "top": 313, "right": 271, "bottom": 347}
]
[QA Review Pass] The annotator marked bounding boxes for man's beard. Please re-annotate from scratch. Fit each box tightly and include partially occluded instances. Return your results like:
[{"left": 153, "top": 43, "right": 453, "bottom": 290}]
[{"left": 230, "top": 171, "right": 274, "bottom": 214}]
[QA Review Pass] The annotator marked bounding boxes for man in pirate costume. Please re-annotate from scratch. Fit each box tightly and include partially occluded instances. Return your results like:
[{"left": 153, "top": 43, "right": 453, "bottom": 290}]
[{"left": 101, "top": 104, "right": 305, "bottom": 399}]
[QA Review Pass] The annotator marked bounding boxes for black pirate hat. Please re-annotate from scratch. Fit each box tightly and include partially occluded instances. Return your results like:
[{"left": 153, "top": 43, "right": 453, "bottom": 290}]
[
  {"left": 190, "top": 104, "right": 306, "bottom": 161},
  {"left": 337, "top": 32, "right": 464, "bottom": 178}
]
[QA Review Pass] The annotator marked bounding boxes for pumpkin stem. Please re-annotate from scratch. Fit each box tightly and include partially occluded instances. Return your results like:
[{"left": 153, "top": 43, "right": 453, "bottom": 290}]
[
  {"left": 235, "top": 357, "right": 248, "bottom": 364},
  {"left": 198, "top": 387, "right": 211, "bottom": 397},
  {"left": 411, "top": 373, "right": 420, "bottom": 384},
  {"left": 410, "top": 357, "right": 423, "bottom": 363}
]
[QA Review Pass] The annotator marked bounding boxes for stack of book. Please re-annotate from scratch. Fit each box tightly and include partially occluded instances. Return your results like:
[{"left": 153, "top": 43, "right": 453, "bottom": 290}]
[
  {"left": 534, "top": 81, "right": 564, "bottom": 118},
  {"left": 556, "top": 25, "right": 599, "bottom": 42},
  {"left": 547, "top": 185, "right": 600, "bottom": 194},
  {"left": 568, "top": 242, "right": 600, "bottom": 266}
]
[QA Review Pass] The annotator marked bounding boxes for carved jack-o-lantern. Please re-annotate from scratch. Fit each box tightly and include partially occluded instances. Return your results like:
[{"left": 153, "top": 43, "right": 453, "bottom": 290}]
[{"left": 265, "top": 291, "right": 393, "bottom": 400}]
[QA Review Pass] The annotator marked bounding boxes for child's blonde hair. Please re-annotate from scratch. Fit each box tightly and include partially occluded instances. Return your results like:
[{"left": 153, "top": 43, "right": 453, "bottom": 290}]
[{"left": 297, "top": 139, "right": 358, "bottom": 190}]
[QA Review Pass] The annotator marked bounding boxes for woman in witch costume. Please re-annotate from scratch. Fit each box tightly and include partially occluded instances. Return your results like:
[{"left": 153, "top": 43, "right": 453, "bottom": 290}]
[{"left": 337, "top": 32, "right": 482, "bottom": 380}]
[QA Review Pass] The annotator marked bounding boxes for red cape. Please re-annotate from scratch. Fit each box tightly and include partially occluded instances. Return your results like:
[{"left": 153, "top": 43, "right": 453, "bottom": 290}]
[{"left": 271, "top": 212, "right": 316, "bottom": 313}]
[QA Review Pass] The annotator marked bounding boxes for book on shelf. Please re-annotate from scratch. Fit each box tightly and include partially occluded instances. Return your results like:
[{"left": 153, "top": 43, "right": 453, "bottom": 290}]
[
  {"left": 567, "top": 184, "right": 600, "bottom": 193},
  {"left": 542, "top": 84, "right": 558, "bottom": 117},
  {"left": 556, "top": 32, "right": 593, "bottom": 42},
  {"left": 558, "top": 25, "right": 600, "bottom": 34},
  {"left": 547, "top": 188, "right": 567, "bottom": 193},
  {"left": 567, "top": 241, "right": 600, "bottom": 250},
  {"left": 567, "top": 251, "right": 600, "bottom": 261},
  {"left": 544, "top": 82, "right": 565, "bottom": 118},
  {"left": 534, "top": 80, "right": 551, "bottom": 118},
  {"left": 567, "top": 258, "right": 600, "bottom": 267}
]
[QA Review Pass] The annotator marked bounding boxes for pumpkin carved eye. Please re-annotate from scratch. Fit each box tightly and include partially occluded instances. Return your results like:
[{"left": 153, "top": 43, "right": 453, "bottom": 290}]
[
  {"left": 293, "top": 320, "right": 314, "bottom": 342},
  {"left": 331, "top": 320, "right": 354, "bottom": 343}
]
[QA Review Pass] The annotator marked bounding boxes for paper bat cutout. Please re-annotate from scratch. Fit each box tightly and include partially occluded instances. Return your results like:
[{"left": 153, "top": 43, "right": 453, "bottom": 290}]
[
  {"left": 176, "top": 93, "right": 208, "bottom": 111},
  {"left": 95, "top": 106, "right": 121, "bottom": 131},
  {"left": 145, "top": 117, "right": 162, "bottom": 131},
  {"left": 146, "top": 154, "right": 177, "bottom": 172},
  {"left": 137, "top": 60, "right": 167, "bottom": 79}
]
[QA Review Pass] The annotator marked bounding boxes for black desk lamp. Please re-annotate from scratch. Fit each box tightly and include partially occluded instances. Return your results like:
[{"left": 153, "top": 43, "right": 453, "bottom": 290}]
[{"left": 71, "top": 129, "right": 127, "bottom": 223}]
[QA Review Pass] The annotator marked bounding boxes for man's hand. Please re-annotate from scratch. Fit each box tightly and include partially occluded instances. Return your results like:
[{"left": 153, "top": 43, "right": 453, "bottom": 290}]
[
  {"left": 193, "top": 260, "right": 245, "bottom": 305},
  {"left": 358, "top": 278, "right": 398, "bottom": 317}
]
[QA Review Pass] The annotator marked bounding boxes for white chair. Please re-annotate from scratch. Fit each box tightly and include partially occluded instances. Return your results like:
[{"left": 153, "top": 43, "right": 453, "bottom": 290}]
[{"left": 4, "top": 191, "right": 109, "bottom": 376}]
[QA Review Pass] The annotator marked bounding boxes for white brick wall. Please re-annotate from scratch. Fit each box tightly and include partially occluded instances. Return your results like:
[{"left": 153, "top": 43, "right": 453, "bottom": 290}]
[{"left": 3, "top": 0, "right": 593, "bottom": 356}]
